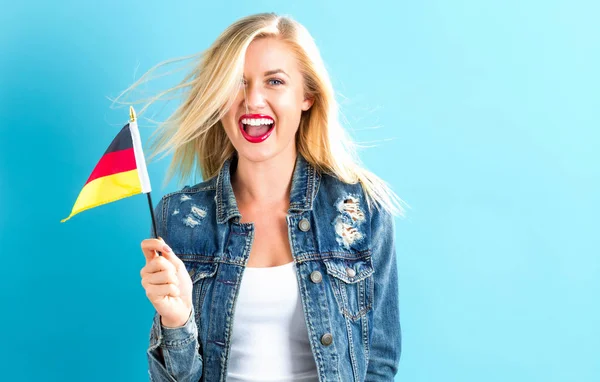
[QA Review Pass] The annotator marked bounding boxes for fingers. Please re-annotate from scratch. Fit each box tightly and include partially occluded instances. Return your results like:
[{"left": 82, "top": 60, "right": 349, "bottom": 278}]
[
  {"left": 140, "top": 238, "right": 189, "bottom": 305},
  {"left": 143, "top": 268, "right": 179, "bottom": 286},
  {"left": 160, "top": 247, "right": 185, "bottom": 271},
  {"left": 141, "top": 255, "right": 177, "bottom": 276},
  {"left": 140, "top": 238, "right": 171, "bottom": 262},
  {"left": 141, "top": 255, "right": 181, "bottom": 301},
  {"left": 145, "top": 283, "right": 181, "bottom": 302}
]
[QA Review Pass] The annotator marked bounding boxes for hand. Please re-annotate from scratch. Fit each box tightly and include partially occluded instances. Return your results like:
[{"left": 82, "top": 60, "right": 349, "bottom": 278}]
[{"left": 140, "top": 238, "right": 193, "bottom": 327}]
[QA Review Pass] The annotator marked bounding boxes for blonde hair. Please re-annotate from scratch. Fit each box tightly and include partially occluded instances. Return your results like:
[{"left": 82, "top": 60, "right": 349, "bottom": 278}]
[{"left": 114, "top": 13, "right": 407, "bottom": 216}]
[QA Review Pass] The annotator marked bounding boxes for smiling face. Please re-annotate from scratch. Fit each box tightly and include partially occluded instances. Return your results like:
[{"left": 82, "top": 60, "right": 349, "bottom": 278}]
[{"left": 221, "top": 37, "right": 314, "bottom": 164}]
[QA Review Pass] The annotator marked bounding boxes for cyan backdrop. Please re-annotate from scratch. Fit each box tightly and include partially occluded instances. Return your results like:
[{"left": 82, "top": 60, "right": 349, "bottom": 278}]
[{"left": 1, "top": 1, "right": 598, "bottom": 381}]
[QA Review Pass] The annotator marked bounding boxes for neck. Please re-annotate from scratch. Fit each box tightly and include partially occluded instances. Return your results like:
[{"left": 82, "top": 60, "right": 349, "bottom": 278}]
[{"left": 231, "top": 149, "right": 298, "bottom": 207}]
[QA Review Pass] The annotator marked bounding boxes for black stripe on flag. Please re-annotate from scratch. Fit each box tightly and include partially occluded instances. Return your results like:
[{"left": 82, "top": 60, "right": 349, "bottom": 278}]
[{"left": 104, "top": 124, "right": 133, "bottom": 155}]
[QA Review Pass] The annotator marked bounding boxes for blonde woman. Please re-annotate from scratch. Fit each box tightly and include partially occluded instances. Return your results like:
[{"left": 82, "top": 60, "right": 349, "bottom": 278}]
[{"left": 136, "top": 12, "right": 405, "bottom": 382}]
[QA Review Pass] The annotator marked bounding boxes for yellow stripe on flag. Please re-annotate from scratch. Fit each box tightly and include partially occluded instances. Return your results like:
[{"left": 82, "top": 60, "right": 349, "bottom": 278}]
[{"left": 61, "top": 169, "right": 142, "bottom": 222}]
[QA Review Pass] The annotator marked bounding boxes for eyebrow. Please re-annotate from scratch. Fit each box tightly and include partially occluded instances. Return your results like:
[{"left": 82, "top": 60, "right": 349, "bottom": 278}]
[{"left": 264, "top": 69, "right": 289, "bottom": 77}]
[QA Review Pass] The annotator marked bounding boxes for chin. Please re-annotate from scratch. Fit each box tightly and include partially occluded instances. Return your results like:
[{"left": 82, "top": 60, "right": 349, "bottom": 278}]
[
  {"left": 235, "top": 137, "right": 298, "bottom": 166},
  {"left": 225, "top": 123, "right": 298, "bottom": 165},
  {"left": 235, "top": 144, "right": 280, "bottom": 164}
]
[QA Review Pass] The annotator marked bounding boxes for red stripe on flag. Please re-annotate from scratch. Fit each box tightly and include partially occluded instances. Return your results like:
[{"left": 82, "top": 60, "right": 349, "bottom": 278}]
[{"left": 85, "top": 148, "right": 137, "bottom": 185}]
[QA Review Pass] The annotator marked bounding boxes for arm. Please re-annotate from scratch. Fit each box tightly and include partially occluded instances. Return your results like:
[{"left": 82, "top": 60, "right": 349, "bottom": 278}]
[
  {"left": 365, "top": 206, "right": 401, "bottom": 381},
  {"left": 146, "top": 197, "right": 203, "bottom": 381}
]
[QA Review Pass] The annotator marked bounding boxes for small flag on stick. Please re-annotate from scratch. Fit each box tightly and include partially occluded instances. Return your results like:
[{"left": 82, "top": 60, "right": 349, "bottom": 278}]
[{"left": 61, "top": 107, "right": 153, "bottom": 226}]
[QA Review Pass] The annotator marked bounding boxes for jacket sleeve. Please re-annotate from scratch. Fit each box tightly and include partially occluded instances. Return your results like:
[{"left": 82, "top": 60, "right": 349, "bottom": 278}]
[
  {"left": 147, "top": 308, "right": 204, "bottom": 381},
  {"left": 146, "top": 196, "right": 203, "bottom": 381},
  {"left": 365, "top": 206, "right": 401, "bottom": 381}
]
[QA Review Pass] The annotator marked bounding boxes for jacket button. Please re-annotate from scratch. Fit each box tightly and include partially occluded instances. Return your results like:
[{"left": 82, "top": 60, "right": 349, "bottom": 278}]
[
  {"left": 310, "top": 271, "right": 322, "bottom": 284},
  {"left": 298, "top": 218, "right": 311, "bottom": 232},
  {"left": 320, "top": 333, "right": 333, "bottom": 346},
  {"left": 345, "top": 267, "right": 356, "bottom": 278}
]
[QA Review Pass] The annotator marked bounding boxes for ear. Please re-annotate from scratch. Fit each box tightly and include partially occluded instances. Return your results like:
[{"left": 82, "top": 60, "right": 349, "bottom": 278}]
[{"left": 301, "top": 94, "right": 314, "bottom": 111}]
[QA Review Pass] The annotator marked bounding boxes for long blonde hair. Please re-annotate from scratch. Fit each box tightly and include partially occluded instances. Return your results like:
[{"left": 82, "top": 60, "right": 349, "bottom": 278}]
[{"left": 114, "top": 13, "right": 407, "bottom": 216}]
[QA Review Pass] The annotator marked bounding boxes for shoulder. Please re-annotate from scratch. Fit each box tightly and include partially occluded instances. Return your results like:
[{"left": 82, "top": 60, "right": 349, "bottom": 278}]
[
  {"left": 317, "top": 172, "right": 393, "bottom": 243},
  {"left": 154, "top": 177, "right": 218, "bottom": 221},
  {"left": 165, "top": 176, "right": 217, "bottom": 198},
  {"left": 316, "top": 172, "right": 366, "bottom": 207},
  {"left": 317, "top": 172, "right": 380, "bottom": 221},
  {"left": 162, "top": 177, "right": 217, "bottom": 201}
]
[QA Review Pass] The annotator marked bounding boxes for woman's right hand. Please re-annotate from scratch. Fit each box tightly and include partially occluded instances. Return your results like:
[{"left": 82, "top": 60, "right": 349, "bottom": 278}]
[{"left": 140, "top": 238, "right": 194, "bottom": 328}]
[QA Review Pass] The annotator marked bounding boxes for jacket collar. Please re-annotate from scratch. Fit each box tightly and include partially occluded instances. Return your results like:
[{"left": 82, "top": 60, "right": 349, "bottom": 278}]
[{"left": 215, "top": 153, "right": 320, "bottom": 224}]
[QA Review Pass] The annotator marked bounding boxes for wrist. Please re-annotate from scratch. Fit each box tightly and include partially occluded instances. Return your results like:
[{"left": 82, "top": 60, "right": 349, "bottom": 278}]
[{"left": 161, "top": 309, "right": 192, "bottom": 328}]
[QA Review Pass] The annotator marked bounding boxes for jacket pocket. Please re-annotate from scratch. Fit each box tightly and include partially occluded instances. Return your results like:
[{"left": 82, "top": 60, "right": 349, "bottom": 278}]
[{"left": 324, "top": 256, "right": 374, "bottom": 321}]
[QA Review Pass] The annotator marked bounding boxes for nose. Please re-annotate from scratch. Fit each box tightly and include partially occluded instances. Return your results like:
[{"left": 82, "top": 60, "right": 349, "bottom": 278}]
[{"left": 242, "top": 81, "right": 266, "bottom": 111}]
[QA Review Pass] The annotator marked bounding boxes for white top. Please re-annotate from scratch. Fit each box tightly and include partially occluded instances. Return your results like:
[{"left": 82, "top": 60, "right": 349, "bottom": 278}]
[{"left": 227, "top": 261, "right": 320, "bottom": 382}]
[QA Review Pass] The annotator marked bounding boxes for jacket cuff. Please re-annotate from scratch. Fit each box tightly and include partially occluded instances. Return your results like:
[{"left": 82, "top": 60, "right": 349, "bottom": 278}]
[{"left": 152, "top": 308, "right": 197, "bottom": 349}]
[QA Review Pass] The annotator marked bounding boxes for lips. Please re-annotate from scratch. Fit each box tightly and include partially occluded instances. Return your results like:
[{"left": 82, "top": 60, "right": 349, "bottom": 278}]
[{"left": 238, "top": 114, "right": 275, "bottom": 143}]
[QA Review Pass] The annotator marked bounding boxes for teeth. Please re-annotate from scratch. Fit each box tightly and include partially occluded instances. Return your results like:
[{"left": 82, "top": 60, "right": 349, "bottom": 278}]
[{"left": 241, "top": 118, "right": 274, "bottom": 126}]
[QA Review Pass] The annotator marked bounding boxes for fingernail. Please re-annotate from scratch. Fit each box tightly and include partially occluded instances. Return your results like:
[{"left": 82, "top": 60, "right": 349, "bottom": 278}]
[{"left": 162, "top": 244, "right": 172, "bottom": 253}]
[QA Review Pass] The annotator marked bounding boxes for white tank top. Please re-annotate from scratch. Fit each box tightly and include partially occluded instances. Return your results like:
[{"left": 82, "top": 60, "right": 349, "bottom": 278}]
[{"left": 227, "top": 261, "right": 320, "bottom": 382}]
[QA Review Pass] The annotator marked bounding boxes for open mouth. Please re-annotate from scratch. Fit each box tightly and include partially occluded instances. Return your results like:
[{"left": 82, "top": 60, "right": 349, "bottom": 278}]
[{"left": 238, "top": 114, "right": 275, "bottom": 143}]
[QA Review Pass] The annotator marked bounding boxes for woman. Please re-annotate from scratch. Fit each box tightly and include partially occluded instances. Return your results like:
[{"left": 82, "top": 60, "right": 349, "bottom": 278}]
[{"left": 136, "top": 12, "right": 405, "bottom": 382}]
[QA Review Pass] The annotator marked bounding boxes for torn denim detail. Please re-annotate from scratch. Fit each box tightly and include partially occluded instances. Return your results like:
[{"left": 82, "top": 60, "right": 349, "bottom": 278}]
[
  {"left": 333, "top": 195, "right": 366, "bottom": 249},
  {"left": 191, "top": 206, "right": 207, "bottom": 219},
  {"left": 182, "top": 205, "right": 207, "bottom": 228}
]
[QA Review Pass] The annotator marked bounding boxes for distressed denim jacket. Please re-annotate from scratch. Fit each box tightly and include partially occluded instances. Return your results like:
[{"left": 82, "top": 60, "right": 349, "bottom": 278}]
[{"left": 147, "top": 154, "right": 401, "bottom": 381}]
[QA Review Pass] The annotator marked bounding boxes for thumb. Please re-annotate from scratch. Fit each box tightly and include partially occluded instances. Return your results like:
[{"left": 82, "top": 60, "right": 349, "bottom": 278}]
[
  {"left": 156, "top": 237, "right": 170, "bottom": 257},
  {"left": 142, "top": 237, "right": 167, "bottom": 264},
  {"left": 160, "top": 245, "right": 183, "bottom": 270}
]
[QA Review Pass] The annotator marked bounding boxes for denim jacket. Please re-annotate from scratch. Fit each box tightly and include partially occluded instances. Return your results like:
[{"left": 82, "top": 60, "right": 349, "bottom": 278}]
[{"left": 147, "top": 154, "right": 401, "bottom": 381}]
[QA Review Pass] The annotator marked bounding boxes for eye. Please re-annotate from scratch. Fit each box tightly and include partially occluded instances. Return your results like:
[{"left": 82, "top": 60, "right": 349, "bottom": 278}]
[{"left": 267, "top": 78, "right": 284, "bottom": 86}]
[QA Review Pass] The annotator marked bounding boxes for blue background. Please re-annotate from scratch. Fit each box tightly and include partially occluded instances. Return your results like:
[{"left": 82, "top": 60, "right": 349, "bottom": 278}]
[{"left": 1, "top": 1, "right": 598, "bottom": 381}]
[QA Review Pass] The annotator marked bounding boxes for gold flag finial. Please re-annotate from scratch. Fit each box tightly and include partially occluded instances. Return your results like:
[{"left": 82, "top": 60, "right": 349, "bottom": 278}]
[{"left": 129, "top": 106, "right": 137, "bottom": 122}]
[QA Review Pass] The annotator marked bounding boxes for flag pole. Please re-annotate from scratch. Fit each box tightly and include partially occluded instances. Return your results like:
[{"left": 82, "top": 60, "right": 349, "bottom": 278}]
[
  {"left": 130, "top": 106, "right": 159, "bottom": 240},
  {"left": 147, "top": 192, "right": 159, "bottom": 240}
]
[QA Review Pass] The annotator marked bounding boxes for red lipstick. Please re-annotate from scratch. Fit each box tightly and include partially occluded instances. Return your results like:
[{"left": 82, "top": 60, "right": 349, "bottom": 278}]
[{"left": 238, "top": 114, "right": 275, "bottom": 143}]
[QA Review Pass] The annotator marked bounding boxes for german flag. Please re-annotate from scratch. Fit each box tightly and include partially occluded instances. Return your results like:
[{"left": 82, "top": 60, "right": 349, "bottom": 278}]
[{"left": 61, "top": 113, "right": 151, "bottom": 222}]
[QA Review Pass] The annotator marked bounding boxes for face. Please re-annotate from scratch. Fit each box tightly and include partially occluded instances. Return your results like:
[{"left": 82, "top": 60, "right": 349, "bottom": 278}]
[{"left": 221, "top": 37, "right": 314, "bottom": 164}]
